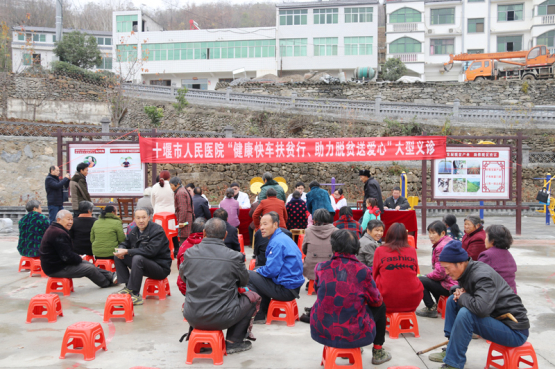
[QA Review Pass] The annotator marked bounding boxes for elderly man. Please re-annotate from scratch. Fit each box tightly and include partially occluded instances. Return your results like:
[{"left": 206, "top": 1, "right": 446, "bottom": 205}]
[
  {"left": 359, "top": 169, "right": 384, "bottom": 213},
  {"left": 428, "top": 240, "right": 530, "bottom": 369},
  {"left": 213, "top": 209, "right": 241, "bottom": 253},
  {"left": 113, "top": 208, "right": 172, "bottom": 305},
  {"left": 45, "top": 166, "right": 70, "bottom": 223},
  {"left": 70, "top": 162, "right": 92, "bottom": 217},
  {"left": 18, "top": 200, "right": 50, "bottom": 258},
  {"left": 40, "top": 210, "right": 116, "bottom": 287},
  {"left": 222, "top": 182, "right": 251, "bottom": 209},
  {"left": 180, "top": 217, "right": 260, "bottom": 354},
  {"left": 384, "top": 186, "right": 410, "bottom": 210},
  {"left": 170, "top": 177, "right": 193, "bottom": 256},
  {"left": 258, "top": 172, "right": 286, "bottom": 202},
  {"left": 252, "top": 188, "right": 287, "bottom": 230},
  {"left": 247, "top": 212, "right": 304, "bottom": 323}
]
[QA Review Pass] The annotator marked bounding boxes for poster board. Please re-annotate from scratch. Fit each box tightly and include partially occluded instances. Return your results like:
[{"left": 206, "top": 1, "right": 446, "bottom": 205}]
[
  {"left": 432, "top": 146, "right": 511, "bottom": 200},
  {"left": 69, "top": 144, "right": 145, "bottom": 196}
]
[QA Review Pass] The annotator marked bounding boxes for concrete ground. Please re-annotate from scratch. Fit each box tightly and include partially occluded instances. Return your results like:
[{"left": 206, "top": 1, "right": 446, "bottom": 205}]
[{"left": 0, "top": 216, "right": 554, "bottom": 369}]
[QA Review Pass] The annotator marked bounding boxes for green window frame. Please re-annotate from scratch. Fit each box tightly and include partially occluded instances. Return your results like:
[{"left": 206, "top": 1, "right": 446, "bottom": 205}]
[
  {"left": 431, "top": 8, "right": 455, "bottom": 25},
  {"left": 538, "top": 30, "right": 555, "bottom": 47},
  {"left": 538, "top": 0, "right": 555, "bottom": 15},
  {"left": 467, "top": 49, "right": 484, "bottom": 54},
  {"left": 468, "top": 18, "right": 484, "bottom": 33},
  {"left": 142, "top": 40, "right": 276, "bottom": 61},
  {"left": 314, "top": 8, "right": 338, "bottom": 24},
  {"left": 23, "top": 53, "right": 32, "bottom": 65},
  {"left": 345, "top": 8, "right": 373, "bottom": 23},
  {"left": 314, "top": 37, "right": 338, "bottom": 56},
  {"left": 53, "top": 35, "right": 56, "bottom": 42},
  {"left": 390, "top": 8, "right": 422, "bottom": 23},
  {"left": 33, "top": 34, "right": 46, "bottom": 42},
  {"left": 279, "top": 38, "right": 307, "bottom": 57},
  {"left": 389, "top": 37, "right": 421, "bottom": 53},
  {"left": 97, "top": 56, "right": 113, "bottom": 70},
  {"left": 344, "top": 36, "right": 373, "bottom": 56},
  {"left": 97, "top": 37, "right": 104, "bottom": 45},
  {"left": 430, "top": 38, "right": 454, "bottom": 55},
  {"left": 279, "top": 9, "right": 308, "bottom": 26},
  {"left": 116, "top": 44, "right": 137, "bottom": 62},
  {"left": 18, "top": 33, "right": 24, "bottom": 41},
  {"left": 497, "top": 36, "right": 523, "bottom": 52},
  {"left": 116, "top": 14, "right": 138, "bottom": 33},
  {"left": 497, "top": 4, "right": 523, "bottom": 21},
  {"left": 105, "top": 37, "right": 112, "bottom": 46}
]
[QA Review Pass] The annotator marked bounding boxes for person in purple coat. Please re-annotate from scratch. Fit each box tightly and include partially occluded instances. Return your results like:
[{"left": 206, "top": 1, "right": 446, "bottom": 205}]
[{"left": 478, "top": 225, "right": 517, "bottom": 294}]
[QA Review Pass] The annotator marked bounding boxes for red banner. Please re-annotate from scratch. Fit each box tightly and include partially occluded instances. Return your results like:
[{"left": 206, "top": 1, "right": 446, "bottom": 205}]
[{"left": 139, "top": 136, "right": 446, "bottom": 164}]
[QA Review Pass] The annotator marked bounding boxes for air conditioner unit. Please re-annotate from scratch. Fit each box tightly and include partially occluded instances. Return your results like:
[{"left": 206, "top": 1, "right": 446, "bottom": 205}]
[{"left": 427, "top": 29, "right": 434, "bottom": 34}]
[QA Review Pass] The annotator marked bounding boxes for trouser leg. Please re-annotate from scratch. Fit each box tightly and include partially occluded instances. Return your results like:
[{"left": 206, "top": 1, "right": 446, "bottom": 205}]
[
  {"left": 126, "top": 255, "right": 168, "bottom": 295},
  {"left": 49, "top": 260, "right": 113, "bottom": 288},
  {"left": 368, "top": 301, "right": 387, "bottom": 346},
  {"left": 226, "top": 296, "right": 258, "bottom": 342},
  {"left": 246, "top": 270, "right": 297, "bottom": 319},
  {"left": 114, "top": 254, "right": 133, "bottom": 286},
  {"left": 172, "top": 236, "right": 179, "bottom": 258},
  {"left": 419, "top": 276, "right": 449, "bottom": 308},
  {"left": 48, "top": 205, "right": 63, "bottom": 224}
]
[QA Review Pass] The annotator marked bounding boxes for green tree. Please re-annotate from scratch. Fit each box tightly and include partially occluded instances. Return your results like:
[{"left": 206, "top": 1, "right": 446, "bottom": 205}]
[
  {"left": 144, "top": 106, "right": 164, "bottom": 126},
  {"left": 53, "top": 30, "right": 101, "bottom": 69},
  {"left": 0, "top": 22, "right": 11, "bottom": 72},
  {"left": 172, "top": 86, "right": 189, "bottom": 113},
  {"left": 380, "top": 58, "right": 408, "bottom": 82}
]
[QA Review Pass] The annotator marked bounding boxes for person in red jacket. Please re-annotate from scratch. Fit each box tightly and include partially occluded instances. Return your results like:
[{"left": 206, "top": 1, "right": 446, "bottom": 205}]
[
  {"left": 177, "top": 217, "right": 207, "bottom": 295},
  {"left": 461, "top": 215, "right": 486, "bottom": 261},
  {"left": 252, "top": 188, "right": 287, "bottom": 230},
  {"left": 373, "top": 223, "right": 423, "bottom": 313}
]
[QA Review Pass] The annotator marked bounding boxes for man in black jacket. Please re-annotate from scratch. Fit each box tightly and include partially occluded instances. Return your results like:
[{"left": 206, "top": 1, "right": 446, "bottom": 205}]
[
  {"left": 359, "top": 169, "right": 384, "bottom": 213},
  {"left": 192, "top": 187, "right": 211, "bottom": 220},
  {"left": 180, "top": 218, "right": 260, "bottom": 354},
  {"left": 428, "top": 240, "right": 530, "bottom": 369},
  {"left": 213, "top": 208, "right": 241, "bottom": 253},
  {"left": 45, "top": 166, "right": 70, "bottom": 223},
  {"left": 113, "top": 208, "right": 172, "bottom": 305},
  {"left": 383, "top": 186, "right": 410, "bottom": 210}
]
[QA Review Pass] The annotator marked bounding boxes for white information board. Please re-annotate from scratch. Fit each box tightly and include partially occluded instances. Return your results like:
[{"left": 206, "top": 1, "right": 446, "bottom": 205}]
[
  {"left": 69, "top": 144, "right": 145, "bottom": 196},
  {"left": 433, "top": 146, "right": 511, "bottom": 200}
]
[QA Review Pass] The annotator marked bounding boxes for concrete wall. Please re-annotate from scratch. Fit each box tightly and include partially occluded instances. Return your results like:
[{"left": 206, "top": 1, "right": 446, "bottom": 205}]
[{"left": 7, "top": 98, "right": 110, "bottom": 124}]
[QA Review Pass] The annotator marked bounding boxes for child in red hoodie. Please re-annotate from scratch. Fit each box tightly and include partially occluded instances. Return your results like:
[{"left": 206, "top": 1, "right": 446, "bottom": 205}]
[{"left": 176, "top": 219, "right": 206, "bottom": 295}]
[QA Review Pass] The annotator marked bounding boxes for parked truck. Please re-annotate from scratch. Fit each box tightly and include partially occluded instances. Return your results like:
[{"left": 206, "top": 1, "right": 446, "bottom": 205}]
[{"left": 443, "top": 45, "right": 555, "bottom": 81}]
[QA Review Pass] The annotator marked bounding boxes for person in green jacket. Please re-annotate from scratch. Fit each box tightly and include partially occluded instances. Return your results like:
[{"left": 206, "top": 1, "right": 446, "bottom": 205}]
[
  {"left": 258, "top": 172, "right": 286, "bottom": 202},
  {"left": 91, "top": 205, "right": 126, "bottom": 259},
  {"left": 360, "top": 197, "right": 382, "bottom": 230}
]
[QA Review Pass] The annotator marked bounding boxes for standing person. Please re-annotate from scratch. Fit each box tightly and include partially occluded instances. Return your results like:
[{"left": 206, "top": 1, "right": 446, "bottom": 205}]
[
  {"left": 416, "top": 221, "right": 455, "bottom": 318},
  {"left": 333, "top": 206, "right": 363, "bottom": 239},
  {"left": 176, "top": 217, "right": 206, "bottom": 295},
  {"left": 384, "top": 186, "right": 410, "bottom": 210},
  {"left": 136, "top": 187, "right": 154, "bottom": 217},
  {"left": 186, "top": 183, "right": 208, "bottom": 202},
  {"left": 479, "top": 225, "right": 517, "bottom": 294},
  {"left": 224, "top": 182, "right": 251, "bottom": 209},
  {"left": 443, "top": 214, "right": 462, "bottom": 241},
  {"left": 17, "top": 200, "right": 50, "bottom": 258},
  {"left": 329, "top": 188, "right": 347, "bottom": 212},
  {"left": 192, "top": 187, "right": 211, "bottom": 220},
  {"left": 70, "top": 163, "right": 91, "bottom": 217},
  {"left": 357, "top": 219, "right": 385, "bottom": 267},
  {"left": 91, "top": 205, "right": 126, "bottom": 260},
  {"left": 286, "top": 182, "right": 307, "bottom": 204},
  {"left": 220, "top": 188, "right": 241, "bottom": 227},
  {"left": 258, "top": 172, "right": 286, "bottom": 202},
  {"left": 360, "top": 198, "right": 381, "bottom": 230},
  {"left": 373, "top": 223, "right": 422, "bottom": 313},
  {"left": 286, "top": 190, "right": 308, "bottom": 230},
  {"left": 170, "top": 177, "right": 193, "bottom": 252},
  {"left": 359, "top": 169, "right": 384, "bottom": 214},
  {"left": 45, "top": 166, "right": 70, "bottom": 223},
  {"left": 253, "top": 188, "right": 288, "bottom": 230},
  {"left": 306, "top": 181, "right": 335, "bottom": 218},
  {"left": 213, "top": 209, "right": 241, "bottom": 252},
  {"left": 69, "top": 201, "right": 97, "bottom": 257},
  {"left": 151, "top": 170, "right": 175, "bottom": 215},
  {"left": 248, "top": 200, "right": 260, "bottom": 245},
  {"left": 461, "top": 215, "right": 486, "bottom": 261}
]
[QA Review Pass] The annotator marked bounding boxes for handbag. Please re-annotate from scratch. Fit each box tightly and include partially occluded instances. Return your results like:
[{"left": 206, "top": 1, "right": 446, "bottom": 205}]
[{"left": 536, "top": 187, "right": 550, "bottom": 204}]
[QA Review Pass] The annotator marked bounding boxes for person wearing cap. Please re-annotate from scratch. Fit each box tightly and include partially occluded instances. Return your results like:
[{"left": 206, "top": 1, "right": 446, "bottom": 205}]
[
  {"left": 359, "top": 169, "right": 384, "bottom": 214},
  {"left": 222, "top": 182, "right": 251, "bottom": 209},
  {"left": 428, "top": 240, "right": 530, "bottom": 369}
]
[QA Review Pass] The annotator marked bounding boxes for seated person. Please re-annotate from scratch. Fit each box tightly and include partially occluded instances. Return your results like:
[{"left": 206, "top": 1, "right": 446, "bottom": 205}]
[
  {"left": 253, "top": 227, "right": 292, "bottom": 267},
  {"left": 373, "top": 223, "right": 422, "bottom": 313},
  {"left": 329, "top": 188, "right": 347, "bottom": 212},
  {"left": 310, "top": 230, "right": 391, "bottom": 365},
  {"left": 461, "top": 215, "right": 486, "bottom": 261},
  {"left": 40, "top": 210, "right": 116, "bottom": 287},
  {"left": 443, "top": 214, "right": 462, "bottom": 241},
  {"left": 286, "top": 181, "right": 307, "bottom": 204},
  {"left": 383, "top": 186, "right": 410, "bottom": 210},
  {"left": 69, "top": 201, "right": 97, "bottom": 257},
  {"left": 357, "top": 219, "right": 385, "bottom": 267},
  {"left": 113, "top": 208, "right": 172, "bottom": 305},
  {"left": 333, "top": 206, "right": 363, "bottom": 238},
  {"left": 417, "top": 221, "right": 456, "bottom": 318},
  {"left": 286, "top": 190, "right": 308, "bottom": 230},
  {"left": 176, "top": 217, "right": 206, "bottom": 295},
  {"left": 247, "top": 212, "right": 304, "bottom": 323},
  {"left": 478, "top": 225, "right": 517, "bottom": 294},
  {"left": 91, "top": 205, "right": 126, "bottom": 260},
  {"left": 253, "top": 188, "right": 288, "bottom": 230},
  {"left": 361, "top": 197, "right": 381, "bottom": 230},
  {"left": 18, "top": 200, "right": 50, "bottom": 258},
  {"left": 428, "top": 241, "right": 529, "bottom": 369},
  {"left": 220, "top": 188, "right": 241, "bottom": 228},
  {"left": 180, "top": 218, "right": 261, "bottom": 354},
  {"left": 306, "top": 180, "right": 335, "bottom": 218},
  {"left": 213, "top": 209, "right": 241, "bottom": 253}
]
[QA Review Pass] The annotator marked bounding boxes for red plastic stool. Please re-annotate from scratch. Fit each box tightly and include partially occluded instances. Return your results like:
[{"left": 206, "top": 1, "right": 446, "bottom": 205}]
[
  {"left": 321, "top": 346, "right": 363, "bottom": 369},
  {"left": 186, "top": 329, "right": 227, "bottom": 365},
  {"left": 46, "top": 278, "right": 74, "bottom": 296},
  {"left": 386, "top": 312, "right": 420, "bottom": 339},
  {"left": 143, "top": 278, "right": 171, "bottom": 300},
  {"left": 59, "top": 321, "right": 107, "bottom": 361},
  {"left": 266, "top": 299, "right": 299, "bottom": 327},
  {"left": 387, "top": 367, "right": 420, "bottom": 369},
  {"left": 437, "top": 295, "right": 447, "bottom": 319},
  {"left": 29, "top": 258, "right": 47, "bottom": 278},
  {"left": 153, "top": 212, "right": 178, "bottom": 260},
  {"left": 485, "top": 342, "right": 538, "bottom": 369},
  {"left": 26, "top": 294, "right": 63, "bottom": 323},
  {"left": 82, "top": 255, "right": 95, "bottom": 263},
  {"left": 297, "top": 234, "right": 305, "bottom": 256},
  {"left": 307, "top": 280, "right": 315, "bottom": 295},
  {"left": 94, "top": 259, "right": 116, "bottom": 272},
  {"left": 19, "top": 256, "right": 37, "bottom": 272},
  {"left": 103, "top": 294, "right": 134, "bottom": 322},
  {"left": 238, "top": 234, "right": 245, "bottom": 254},
  {"left": 249, "top": 259, "right": 256, "bottom": 271}
]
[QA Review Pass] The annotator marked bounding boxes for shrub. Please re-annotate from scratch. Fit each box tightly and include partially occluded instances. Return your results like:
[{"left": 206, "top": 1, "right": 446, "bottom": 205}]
[
  {"left": 172, "top": 86, "right": 189, "bottom": 113},
  {"left": 144, "top": 106, "right": 164, "bottom": 126},
  {"left": 51, "top": 61, "right": 115, "bottom": 84}
]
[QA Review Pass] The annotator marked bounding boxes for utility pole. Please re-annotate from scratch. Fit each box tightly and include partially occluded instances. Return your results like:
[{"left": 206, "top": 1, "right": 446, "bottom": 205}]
[{"left": 56, "top": 0, "right": 63, "bottom": 43}]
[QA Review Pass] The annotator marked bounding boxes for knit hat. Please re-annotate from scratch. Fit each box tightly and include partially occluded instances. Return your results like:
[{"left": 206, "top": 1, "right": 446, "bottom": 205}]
[
  {"left": 358, "top": 169, "right": 370, "bottom": 177},
  {"left": 439, "top": 240, "right": 468, "bottom": 263}
]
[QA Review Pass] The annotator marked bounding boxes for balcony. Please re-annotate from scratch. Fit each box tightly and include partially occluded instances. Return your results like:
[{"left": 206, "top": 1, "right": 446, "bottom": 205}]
[
  {"left": 386, "top": 22, "right": 425, "bottom": 33},
  {"left": 387, "top": 53, "right": 425, "bottom": 63},
  {"left": 533, "top": 14, "right": 555, "bottom": 25}
]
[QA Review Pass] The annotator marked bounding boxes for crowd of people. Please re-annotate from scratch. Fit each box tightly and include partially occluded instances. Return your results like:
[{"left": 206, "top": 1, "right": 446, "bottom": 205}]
[{"left": 14, "top": 165, "right": 529, "bottom": 368}]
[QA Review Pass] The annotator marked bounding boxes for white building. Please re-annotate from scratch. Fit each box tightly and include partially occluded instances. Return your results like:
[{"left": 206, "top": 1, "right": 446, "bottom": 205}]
[{"left": 11, "top": 26, "right": 113, "bottom": 73}]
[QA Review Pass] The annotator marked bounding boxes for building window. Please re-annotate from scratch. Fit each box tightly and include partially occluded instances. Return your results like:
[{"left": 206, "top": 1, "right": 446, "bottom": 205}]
[
  {"left": 430, "top": 39, "right": 454, "bottom": 55},
  {"left": 345, "top": 36, "right": 373, "bottom": 55},
  {"left": 538, "top": 30, "right": 555, "bottom": 47},
  {"left": 314, "top": 8, "right": 338, "bottom": 24},
  {"left": 18, "top": 33, "right": 24, "bottom": 41},
  {"left": 390, "top": 8, "right": 422, "bottom": 23},
  {"left": 389, "top": 37, "right": 422, "bottom": 53},
  {"left": 32, "top": 54, "right": 41, "bottom": 64},
  {"left": 116, "top": 44, "right": 137, "bottom": 62},
  {"left": 467, "top": 49, "right": 484, "bottom": 54},
  {"left": 497, "top": 36, "right": 522, "bottom": 51},
  {"left": 23, "top": 53, "right": 32, "bottom": 65},
  {"left": 116, "top": 15, "right": 138, "bottom": 32},
  {"left": 279, "top": 9, "right": 308, "bottom": 26},
  {"left": 345, "top": 8, "right": 373, "bottom": 23},
  {"left": 96, "top": 37, "right": 112, "bottom": 46},
  {"left": 279, "top": 38, "right": 307, "bottom": 57},
  {"left": 142, "top": 40, "right": 276, "bottom": 61},
  {"left": 538, "top": 0, "right": 555, "bottom": 15},
  {"left": 431, "top": 8, "right": 455, "bottom": 25},
  {"left": 498, "top": 4, "right": 523, "bottom": 21},
  {"left": 53, "top": 35, "right": 56, "bottom": 42},
  {"left": 314, "top": 37, "right": 338, "bottom": 56},
  {"left": 97, "top": 56, "right": 113, "bottom": 69},
  {"left": 33, "top": 34, "right": 46, "bottom": 42},
  {"left": 468, "top": 18, "right": 484, "bottom": 33},
  {"left": 97, "top": 37, "right": 104, "bottom": 45}
]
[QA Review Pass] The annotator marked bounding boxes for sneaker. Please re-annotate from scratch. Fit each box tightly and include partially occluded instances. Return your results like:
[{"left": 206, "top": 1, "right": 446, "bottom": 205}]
[
  {"left": 372, "top": 347, "right": 392, "bottom": 365},
  {"left": 111, "top": 273, "right": 119, "bottom": 286},
  {"left": 131, "top": 294, "right": 143, "bottom": 306},
  {"left": 429, "top": 351, "right": 446, "bottom": 362},
  {"left": 304, "top": 307, "right": 312, "bottom": 314},
  {"left": 416, "top": 304, "right": 438, "bottom": 318},
  {"left": 115, "top": 287, "right": 132, "bottom": 295},
  {"left": 439, "top": 364, "right": 458, "bottom": 369},
  {"left": 226, "top": 340, "right": 252, "bottom": 354},
  {"left": 299, "top": 313, "right": 310, "bottom": 323}
]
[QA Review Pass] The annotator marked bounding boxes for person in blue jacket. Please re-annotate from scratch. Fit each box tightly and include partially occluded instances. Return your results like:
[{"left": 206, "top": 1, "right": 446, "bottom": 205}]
[
  {"left": 306, "top": 180, "right": 336, "bottom": 219},
  {"left": 44, "top": 166, "right": 70, "bottom": 223},
  {"left": 247, "top": 211, "right": 304, "bottom": 323}
]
